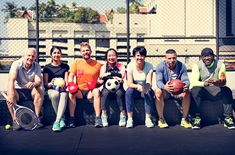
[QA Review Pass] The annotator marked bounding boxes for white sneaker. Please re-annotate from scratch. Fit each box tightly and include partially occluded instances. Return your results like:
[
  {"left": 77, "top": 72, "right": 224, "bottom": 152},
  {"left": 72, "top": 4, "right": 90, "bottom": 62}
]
[
  {"left": 119, "top": 114, "right": 126, "bottom": 127},
  {"left": 101, "top": 115, "right": 108, "bottom": 127},
  {"left": 145, "top": 118, "right": 154, "bottom": 128},
  {"left": 126, "top": 118, "right": 133, "bottom": 128}
]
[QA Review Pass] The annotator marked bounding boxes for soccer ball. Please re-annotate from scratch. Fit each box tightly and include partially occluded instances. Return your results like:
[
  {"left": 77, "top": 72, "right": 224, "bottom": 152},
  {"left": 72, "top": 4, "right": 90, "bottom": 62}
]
[{"left": 105, "top": 78, "right": 120, "bottom": 93}]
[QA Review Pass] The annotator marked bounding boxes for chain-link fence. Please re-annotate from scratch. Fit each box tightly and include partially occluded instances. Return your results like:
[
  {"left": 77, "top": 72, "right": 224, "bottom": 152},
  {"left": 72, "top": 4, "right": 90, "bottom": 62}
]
[{"left": 0, "top": 0, "right": 235, "bottom": 72}]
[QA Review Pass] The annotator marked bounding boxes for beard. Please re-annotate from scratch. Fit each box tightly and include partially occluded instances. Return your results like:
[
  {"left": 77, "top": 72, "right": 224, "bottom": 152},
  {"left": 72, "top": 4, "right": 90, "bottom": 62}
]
[{"left": 83, "top": 54, "right": 91, "bottom": 60}]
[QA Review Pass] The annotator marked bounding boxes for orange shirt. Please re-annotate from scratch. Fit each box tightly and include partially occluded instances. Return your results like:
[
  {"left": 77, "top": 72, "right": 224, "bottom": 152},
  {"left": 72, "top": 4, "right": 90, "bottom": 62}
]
[{"left": 69, "top": 59, "right": 102, "bottom": 91}]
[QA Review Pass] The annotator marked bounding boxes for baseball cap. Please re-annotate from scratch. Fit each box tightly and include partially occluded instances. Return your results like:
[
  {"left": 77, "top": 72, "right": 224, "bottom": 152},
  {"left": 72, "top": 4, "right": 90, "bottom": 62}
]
[{"left": 201, "top": 48, "right": 215, "bottom": 56}]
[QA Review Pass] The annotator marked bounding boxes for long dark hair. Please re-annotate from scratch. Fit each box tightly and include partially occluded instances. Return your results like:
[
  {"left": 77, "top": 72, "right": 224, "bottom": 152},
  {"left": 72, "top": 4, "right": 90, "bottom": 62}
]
[
  {"left": 50, "top": 47, "right": 62, "bottom": 63},
  {"left": 50, "top": 46, "right": 62, "bottom": 55}
]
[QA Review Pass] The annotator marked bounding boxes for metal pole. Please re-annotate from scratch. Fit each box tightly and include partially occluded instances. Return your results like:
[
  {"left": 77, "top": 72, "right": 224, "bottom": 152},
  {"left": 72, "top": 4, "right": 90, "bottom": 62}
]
[
  {"left": 36, "top": 0, "right": 39, "bottom": 62},
  {"left": 215, "top": 0, "right": 219, "bottom": 60},
  {"left": 126, "top": 0, "right": 130, "bottom": 64}
]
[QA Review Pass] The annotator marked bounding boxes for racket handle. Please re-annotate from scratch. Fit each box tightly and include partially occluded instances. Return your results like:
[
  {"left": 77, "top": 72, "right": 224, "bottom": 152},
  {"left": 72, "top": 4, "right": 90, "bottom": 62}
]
[{"left": 1, "top": 92, "right": 8, "bottom": 100}]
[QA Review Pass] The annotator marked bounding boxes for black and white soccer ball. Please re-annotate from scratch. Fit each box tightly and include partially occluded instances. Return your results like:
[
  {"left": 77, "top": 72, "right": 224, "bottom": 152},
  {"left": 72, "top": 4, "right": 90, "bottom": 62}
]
[{"left": 105, "top": 78, "right": 120, "bottom": 93}]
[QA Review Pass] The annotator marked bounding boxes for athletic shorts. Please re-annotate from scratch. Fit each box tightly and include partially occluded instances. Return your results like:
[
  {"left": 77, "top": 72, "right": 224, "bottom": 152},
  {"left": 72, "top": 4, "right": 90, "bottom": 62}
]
[{"left": 16, "top": 89, "right": 33, "bottom": 101}]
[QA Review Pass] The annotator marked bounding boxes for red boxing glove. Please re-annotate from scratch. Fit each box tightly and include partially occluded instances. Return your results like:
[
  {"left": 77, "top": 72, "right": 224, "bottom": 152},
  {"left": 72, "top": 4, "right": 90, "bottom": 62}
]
[{"left": 68, "top": 82, "right": 78, "bottom": 94}]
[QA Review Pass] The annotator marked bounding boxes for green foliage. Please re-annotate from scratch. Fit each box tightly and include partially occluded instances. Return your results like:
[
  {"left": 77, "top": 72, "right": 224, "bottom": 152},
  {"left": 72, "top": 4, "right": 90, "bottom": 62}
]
[
  {"left": 3, "top": 0, "right": 111, "bottom": 23},
  {"left": 116, "top": 7, "right": 126, "bottom": 14},
  {"left": 2, "top": 2, "right": 18, "bottom": 22}
]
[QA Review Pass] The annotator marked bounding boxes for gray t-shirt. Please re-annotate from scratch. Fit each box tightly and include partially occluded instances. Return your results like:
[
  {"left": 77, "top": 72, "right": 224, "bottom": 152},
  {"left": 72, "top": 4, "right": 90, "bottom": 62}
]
[
  {"left": 9, "top": 58, "right": 42, "bottom": 89},
  {"left": 127, "top": 61, "right": 153, "bottom": 86}
]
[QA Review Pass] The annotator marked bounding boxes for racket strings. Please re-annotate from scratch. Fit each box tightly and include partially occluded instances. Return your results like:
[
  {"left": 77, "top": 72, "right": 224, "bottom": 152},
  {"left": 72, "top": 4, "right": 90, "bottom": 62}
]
[{"left": 15, "top": 109, "right": 38, "bottom": 130}]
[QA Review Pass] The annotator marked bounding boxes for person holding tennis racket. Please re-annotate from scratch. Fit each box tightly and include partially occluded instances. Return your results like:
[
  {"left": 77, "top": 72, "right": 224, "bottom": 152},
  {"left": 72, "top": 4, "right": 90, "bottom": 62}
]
[
  {"left": 67, "top": 42, "right": 102, "bottom": 128},
  {"left": 125, "top": 46, "right": 155, "bottom": 128},
  {"left": 6, "top": 48, "right": 44, "bottom": 130},
  {"left": 43, "top": 47, "right": 69, "bottom": 132}
]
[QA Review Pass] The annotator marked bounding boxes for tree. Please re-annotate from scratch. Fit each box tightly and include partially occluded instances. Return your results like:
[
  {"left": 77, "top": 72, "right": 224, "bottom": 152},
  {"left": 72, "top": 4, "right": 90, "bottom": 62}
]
[
  {"left": 73, "top": 7, "right": 87, "bottom": 23},
  {"left": 37, "top": 0, "right": 60, "bottom": 21},
  {"left": 73, "top": 7, "right": 99, "bottom": 23},
  {"left": 2, "top": 2, "right": 18, "bottom": 22},
  {"left": 116, "top": 7, "right": 126, "bottom": 14},
  {"left": 57, "top": 4, "right": 72, "bottom": 22},
  {"left": 86, "top": 8, "right": 99, "bottom": 23},
  {"left": 129, "top": 0, "right": 144, "bottom": 13},
  {"left": 129, "top": 0, "right": 142, "bottom": 5}
]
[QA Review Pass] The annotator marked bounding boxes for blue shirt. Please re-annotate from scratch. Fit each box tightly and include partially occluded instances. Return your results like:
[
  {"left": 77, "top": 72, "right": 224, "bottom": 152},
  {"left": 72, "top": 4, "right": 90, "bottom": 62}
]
[{"left": 155, "top": 61, "right": 190, "bottom": 89}]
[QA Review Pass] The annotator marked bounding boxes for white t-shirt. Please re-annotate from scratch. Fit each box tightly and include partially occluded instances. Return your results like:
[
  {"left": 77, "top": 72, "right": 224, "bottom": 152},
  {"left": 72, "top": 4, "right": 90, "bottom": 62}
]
[{"left": 126, "top": 61, "right": 153, "bottom": 86}]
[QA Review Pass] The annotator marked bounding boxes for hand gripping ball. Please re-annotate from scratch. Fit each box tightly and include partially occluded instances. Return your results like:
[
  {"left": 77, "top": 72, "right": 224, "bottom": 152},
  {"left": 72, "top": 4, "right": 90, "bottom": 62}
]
[
  {"left": 169, "top": 79, "right": 185, "bottom": 95},
  {"left": 53, "top": 78, "right": 66, "bottom": 91},
  {"left": 105, "top": 78, "right": 120, "bottom": 93}
]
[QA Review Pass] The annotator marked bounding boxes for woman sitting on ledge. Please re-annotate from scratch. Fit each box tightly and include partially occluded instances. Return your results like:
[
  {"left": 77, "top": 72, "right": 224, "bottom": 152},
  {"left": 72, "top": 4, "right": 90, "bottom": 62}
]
[
  {"left": 43, "top": 47, "right": 69, "bottom": 132},
  {"left": 125, "top": 46, "right": 155, "bottom": 128}
]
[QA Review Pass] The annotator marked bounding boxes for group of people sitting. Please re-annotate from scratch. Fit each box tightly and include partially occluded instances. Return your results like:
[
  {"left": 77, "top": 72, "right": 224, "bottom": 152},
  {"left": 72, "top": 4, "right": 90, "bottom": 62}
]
[{"left": 5, "top": 42, "right": 235, "bottom": 132}]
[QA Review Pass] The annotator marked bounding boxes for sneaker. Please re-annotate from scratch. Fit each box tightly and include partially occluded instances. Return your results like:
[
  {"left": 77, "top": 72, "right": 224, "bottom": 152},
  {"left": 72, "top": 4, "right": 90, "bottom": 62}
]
[
  {"left": 126, "top": 118, "right": 133, "bottom": 128},
  {"left": 101, "top": 115, "right": 108, "bottom": 127},
  {"left": 145, "top": 118, "right": 154, "bottom": 128},
  {"left": 192, "top": 116, "right": 201, "bottom": 130},
  {"left": 158, "top": 118, "right": 168, "bottom": 128},
  {"left": 181, "top": 118, "right": 192, "bottom": 129},
  {"left": 95, "top": 117, "right": 102, "bottom": 128},
  {"left": 52, "top": 121, "right": 61, "bottom": 132},
  {"left": 68, "top": 117, "right": 76, "bottom": 128},
  {"left": 36, "top": 117, "right": 44, "bottom": 129},
  {"left": 59, "top": 118, "right": 66, "bottom": 128},
  {"left": 224, "top": 117, "right": 235, "bottom": 130},
  {"left": 119, "top": 114, "right": 127, "bottom": 127},
  {"left": 13, "top": 120, "right": 21, "bottom": 131}
]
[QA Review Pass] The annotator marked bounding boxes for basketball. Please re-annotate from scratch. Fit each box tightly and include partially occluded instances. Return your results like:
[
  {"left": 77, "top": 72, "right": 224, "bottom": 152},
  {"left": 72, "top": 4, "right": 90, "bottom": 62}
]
[{"left": 169, "top": 79, "right": 185, "bottom": 95}]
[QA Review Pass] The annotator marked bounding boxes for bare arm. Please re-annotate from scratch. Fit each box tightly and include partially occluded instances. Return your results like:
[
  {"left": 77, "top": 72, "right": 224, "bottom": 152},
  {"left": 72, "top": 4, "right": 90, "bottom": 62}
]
[
  {"left": 64, "top": 71, "right": 69, "bottom": 86},
  {"left": 7, "top": 72, "right": 17, "bottom": 104},
  {"left": 146, "top": 69, "right": 153, "bottom": 86},
  {"left": 68, "top": 72, "right": 75, "bottom": 83},
  {"left": 126, "top": 71, "right": 143, "bottom": 92}
]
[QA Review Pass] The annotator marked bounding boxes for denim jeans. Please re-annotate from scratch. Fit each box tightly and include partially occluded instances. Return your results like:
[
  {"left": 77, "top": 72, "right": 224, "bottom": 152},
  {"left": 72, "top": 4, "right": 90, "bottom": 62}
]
[{"left": 125, "top": 88, "right": 154, "bottom": 114}]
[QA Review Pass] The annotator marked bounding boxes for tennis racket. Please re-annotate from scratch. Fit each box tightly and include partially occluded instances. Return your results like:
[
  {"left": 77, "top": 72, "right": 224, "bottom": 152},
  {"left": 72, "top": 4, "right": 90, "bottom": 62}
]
[{"left": 1, "top": 92, "right": 39, "bottom": 130}]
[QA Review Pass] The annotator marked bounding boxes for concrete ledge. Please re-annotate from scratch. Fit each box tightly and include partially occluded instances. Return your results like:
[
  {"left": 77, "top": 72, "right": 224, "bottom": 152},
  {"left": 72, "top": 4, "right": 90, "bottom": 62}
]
[{"left": 0, "top": 94, "right": 229, "bottom": 127}]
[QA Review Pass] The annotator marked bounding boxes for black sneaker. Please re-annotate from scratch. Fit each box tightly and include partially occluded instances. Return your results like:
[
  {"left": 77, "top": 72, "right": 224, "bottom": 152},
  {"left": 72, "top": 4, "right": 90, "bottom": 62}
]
[
  {"left": 35, "top": 117, "right": 44, "bottom": 129},
  {"left": 95, "top": 117, "right": 102, "bottom": 128},
  {"left": 68, "top": 117, "right": 76, "bottom": 128},
  {"left": 224, "top": 117, "right": 235, "bottom": 130},
  {"left": 192, "top": 116, "right": 201, "bottom": 130},
  {"left": 13, "top": 120, "right": 21, "bottom": 131}
]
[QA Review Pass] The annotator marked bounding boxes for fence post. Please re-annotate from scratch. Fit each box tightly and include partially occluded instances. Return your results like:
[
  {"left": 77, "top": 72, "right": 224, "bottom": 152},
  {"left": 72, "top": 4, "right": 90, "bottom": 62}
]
[
  {"left": 126, "top": 0, "right": 130, "bottom": 64},
  {"left": 216, "top": 0, "right": 219, "bottom": 60},
  {"left": 36, "top": 0, "right": 39, "bottom": 63}
]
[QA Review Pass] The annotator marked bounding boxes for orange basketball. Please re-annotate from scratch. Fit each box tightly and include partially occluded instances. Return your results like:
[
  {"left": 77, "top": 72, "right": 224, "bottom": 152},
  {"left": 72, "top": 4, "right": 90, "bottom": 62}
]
[{"left": 169, "top": 79, "right": 185, "bottom": 95}]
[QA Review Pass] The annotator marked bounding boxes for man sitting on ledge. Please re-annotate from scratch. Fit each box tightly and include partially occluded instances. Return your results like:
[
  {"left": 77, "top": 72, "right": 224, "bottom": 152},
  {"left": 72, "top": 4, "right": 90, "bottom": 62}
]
[
  {"left": 191, "top": 48, "right": 235, "bottom": 130},
  {"left": 155, "top": 49, "right": 192, "bottom": 129},
  {"left": 6, "top": 48, "right": 44, "bottom": 130}
]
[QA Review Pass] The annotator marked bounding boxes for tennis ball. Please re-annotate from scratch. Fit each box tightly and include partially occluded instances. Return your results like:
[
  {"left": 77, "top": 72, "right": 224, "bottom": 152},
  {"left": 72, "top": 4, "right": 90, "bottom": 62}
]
[{"left": 5, "top": 124, "right": 11, "bottom": 130}]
